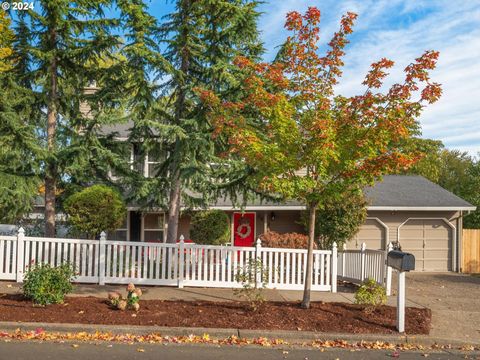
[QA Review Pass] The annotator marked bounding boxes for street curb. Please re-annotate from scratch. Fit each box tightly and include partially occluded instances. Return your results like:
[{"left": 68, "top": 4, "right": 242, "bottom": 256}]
[{"left": 0, "top": 321, "right": 478, "bottom": 347}]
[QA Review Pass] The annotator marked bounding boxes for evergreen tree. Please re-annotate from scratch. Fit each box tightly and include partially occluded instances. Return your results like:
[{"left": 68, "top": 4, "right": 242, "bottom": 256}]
[
  {"left": 10, "top": 1, "right": 120, "bottom": 236},
  {"left": 118, "top": 0, "right": 264, "bottom": 242},
  {"left": 0, "top": 12, "right": 42, "bottom": 222}
]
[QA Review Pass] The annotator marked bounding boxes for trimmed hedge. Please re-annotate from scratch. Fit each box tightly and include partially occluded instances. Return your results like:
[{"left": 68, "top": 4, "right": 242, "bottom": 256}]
[{"left": 190, "top": 210, "right": 230, "bottom": 245}]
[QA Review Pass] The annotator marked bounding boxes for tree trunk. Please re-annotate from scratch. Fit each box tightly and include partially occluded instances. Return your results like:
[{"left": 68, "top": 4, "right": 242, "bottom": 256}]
[
  {"left": 45, "top": 29, "right": 57, "bottom": 238},
  {"left": 301, "top": 202, "right": 317, "bottom": 309},
  {"left": 165, "top": 0, "right": 190, "bottom": 244},
  {"left": 166, "top": 172, "right": 181, "bottom": 243}
]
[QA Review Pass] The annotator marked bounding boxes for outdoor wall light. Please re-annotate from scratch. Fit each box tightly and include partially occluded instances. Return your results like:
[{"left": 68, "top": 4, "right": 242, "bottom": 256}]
[{"left": 270, "top": 212, "right": 276, "bottom": 221}]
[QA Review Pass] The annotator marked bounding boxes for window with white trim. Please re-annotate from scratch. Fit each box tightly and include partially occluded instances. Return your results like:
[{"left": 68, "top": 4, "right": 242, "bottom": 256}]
[{"left": 147, "top": 146, "right": 163, "bottom": 177}]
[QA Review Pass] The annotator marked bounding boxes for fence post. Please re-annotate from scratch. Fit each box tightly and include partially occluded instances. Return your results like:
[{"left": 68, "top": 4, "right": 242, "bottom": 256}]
[
  {"left": 98, "top": 231, "right": 106, "bottom": 285},
  {"left": 342, "top": 243, "right": 346, "bottom": 278},
  {"left": 255, "top": 238, "right": 262, "bottom": 288},
  {"left": 360, "top": 242, "right": 366, "bottom": 282},
  {"left": 331, "top": 242, "right": 337, "bottom": 293},
  {"left": 386, "top": 242, "right": 393, "bottom": 296},
  {"left": 16, "top": 227, "right": 25, "bottom": 283},
  {"left": 178, "top": 235, "right": 185, "bottom": 289}
]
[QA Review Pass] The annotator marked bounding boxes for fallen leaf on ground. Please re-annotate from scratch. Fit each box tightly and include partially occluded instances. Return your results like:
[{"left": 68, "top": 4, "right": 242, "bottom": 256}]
[
  {"left": 71, "top": 344, "right": 79, "bottom": 348},
  {"left": 137, "top": 348, "right": 145, "bottom": 352}
]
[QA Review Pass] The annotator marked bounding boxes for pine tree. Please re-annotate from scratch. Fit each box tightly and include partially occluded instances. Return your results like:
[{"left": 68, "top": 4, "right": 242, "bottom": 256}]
[
  {"left": 119, "top": 0, "right": 264, "bottom": 242},
  {"left": 0, "top": 12, "right": 42, "bottom": 222},
  {"left": 10, "top": 1, "right": 120, "bottom": 236}
]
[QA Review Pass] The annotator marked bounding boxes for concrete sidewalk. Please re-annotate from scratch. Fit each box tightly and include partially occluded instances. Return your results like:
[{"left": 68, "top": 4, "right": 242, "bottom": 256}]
[{"left": 0, "top": 281, "right": 412, "bottom": 306}]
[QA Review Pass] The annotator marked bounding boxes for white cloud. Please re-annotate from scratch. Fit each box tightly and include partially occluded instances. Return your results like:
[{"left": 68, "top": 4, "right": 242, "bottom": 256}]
[{"left": 258, "top": 0, "right": 480, "bottom": 154}]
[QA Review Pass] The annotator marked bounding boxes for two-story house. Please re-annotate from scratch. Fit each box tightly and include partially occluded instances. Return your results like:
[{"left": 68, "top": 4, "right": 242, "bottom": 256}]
[{"left": 99, "top": 121, "right": 475, "bottom": 273}]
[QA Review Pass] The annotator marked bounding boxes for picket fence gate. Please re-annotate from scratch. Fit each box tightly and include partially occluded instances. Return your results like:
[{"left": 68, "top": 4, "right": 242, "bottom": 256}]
[
  {"left": 337, "top": 242, "right": 393, "bottom": 296},
  {"left": 0, "top": 229, "right": 392, "bottom": 294}
]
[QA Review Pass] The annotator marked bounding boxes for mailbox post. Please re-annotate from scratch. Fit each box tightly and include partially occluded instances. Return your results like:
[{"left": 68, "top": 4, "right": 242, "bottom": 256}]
[{"left": 387, "top": 250, "right": 415, "bottom": 333}]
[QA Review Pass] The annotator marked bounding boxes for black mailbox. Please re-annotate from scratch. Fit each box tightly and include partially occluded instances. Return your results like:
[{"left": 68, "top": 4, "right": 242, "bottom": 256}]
[{"left": 387, "top": 250, "right": 415, "bottom": 272}]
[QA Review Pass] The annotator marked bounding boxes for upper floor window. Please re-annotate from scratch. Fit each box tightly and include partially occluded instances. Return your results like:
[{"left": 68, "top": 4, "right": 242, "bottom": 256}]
[{"left": 110, "top": 142, "right": 166, "bottom": 179}]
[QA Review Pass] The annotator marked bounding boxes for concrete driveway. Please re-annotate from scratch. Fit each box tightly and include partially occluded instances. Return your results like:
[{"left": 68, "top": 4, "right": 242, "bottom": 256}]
[{"left": 394, "top": 273, "right": 480, "bottom": 343}]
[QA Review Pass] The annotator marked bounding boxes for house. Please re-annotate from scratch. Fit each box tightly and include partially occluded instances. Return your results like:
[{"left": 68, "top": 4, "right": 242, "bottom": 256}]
[
  {"left": 108, "top": 173, "right": 474, "bottom": 272},
  {"left": 81, "top": 120, "right": 478, "bottom": 272},
  {"left": 16, "top": 137, "right": 475, "bottom": 273}
]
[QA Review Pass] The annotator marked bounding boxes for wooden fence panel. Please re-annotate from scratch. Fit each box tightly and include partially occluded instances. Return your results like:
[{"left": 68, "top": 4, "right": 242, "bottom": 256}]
[{"left": 463, "top": 229, "right": 480, "bottom": 273}]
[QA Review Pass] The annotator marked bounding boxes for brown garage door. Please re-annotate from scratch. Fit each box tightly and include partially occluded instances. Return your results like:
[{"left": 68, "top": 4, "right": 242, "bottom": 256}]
[
  {"left": 347, "top": 219, "right": 386, "bottom": 250},
  {"left": 399, "top": 219, "right": 452, "bottom": 271}
]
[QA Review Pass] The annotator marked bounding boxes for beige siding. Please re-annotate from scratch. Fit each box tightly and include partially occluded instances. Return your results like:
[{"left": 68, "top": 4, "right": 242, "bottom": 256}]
[{"left": 267, "top": 210, "right": 305, "bottom": 234}]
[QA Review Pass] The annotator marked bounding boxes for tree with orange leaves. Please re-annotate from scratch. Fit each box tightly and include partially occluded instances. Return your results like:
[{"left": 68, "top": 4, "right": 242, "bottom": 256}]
[{"left": 200, "top": 7, "right": 441, "bottom": 308}]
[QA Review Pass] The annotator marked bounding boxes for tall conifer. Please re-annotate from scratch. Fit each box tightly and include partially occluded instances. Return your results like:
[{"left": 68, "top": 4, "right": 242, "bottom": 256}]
[
  {"left": 10, "top": 1, "right": 119, "bottom": 236},
  {"left": 120, "top": 0, "right": 264, "bottom": 242}
]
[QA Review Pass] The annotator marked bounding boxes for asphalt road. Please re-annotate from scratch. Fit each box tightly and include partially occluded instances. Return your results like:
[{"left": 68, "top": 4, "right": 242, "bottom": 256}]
[{"left": 0, "top": 341, "right": 477, "bottom": 360}]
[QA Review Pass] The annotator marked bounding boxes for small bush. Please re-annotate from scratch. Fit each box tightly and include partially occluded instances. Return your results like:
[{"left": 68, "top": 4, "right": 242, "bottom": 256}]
[
  {"left": 354, "top": 278, "right": 387, "bottom": 310},
  {"left": 234, "top": 259, "right": 269, "bottom": 311},
  {"left": 64, "top": 184, "right": 126, "bottom": 239},
  {"left": 260, "top": 231, "right": 313, "bottom": 249},
  {"left": 190, "top": 210, "right": 230, "bottom": 245},
  {"left": 23, "top": 263, "right": 75, "bottom": 305}
]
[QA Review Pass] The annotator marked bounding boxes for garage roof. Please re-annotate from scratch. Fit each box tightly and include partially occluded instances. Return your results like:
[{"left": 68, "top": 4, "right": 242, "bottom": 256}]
[{"left": 364, "top": 175, "right": 476, "bottom": 211}]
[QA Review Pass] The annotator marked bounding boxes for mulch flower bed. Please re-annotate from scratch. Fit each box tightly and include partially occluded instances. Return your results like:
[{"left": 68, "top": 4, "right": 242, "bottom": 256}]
[{"left": 0, "top": 294, "right": 431, "bottom": 334}]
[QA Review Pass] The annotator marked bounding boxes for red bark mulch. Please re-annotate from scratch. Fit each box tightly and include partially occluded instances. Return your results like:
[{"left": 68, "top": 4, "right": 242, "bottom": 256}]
[{"left": 0, "top": 294, "right": 431, "bottom": 335}]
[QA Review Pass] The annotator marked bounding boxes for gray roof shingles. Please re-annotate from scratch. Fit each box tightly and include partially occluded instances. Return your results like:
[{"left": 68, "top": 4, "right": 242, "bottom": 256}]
[
  {"left": 211, "top": 175, "right": 475, "bottom": 209},
  {"left": 364, "top": 175, "right": 474, "bottom": 208}
]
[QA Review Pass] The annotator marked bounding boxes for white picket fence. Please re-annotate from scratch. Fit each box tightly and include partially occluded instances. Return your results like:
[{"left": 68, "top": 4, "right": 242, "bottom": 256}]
[
  {"left": 337, "top": 242, "right": 393, "bottom": 296},
  {"left": 1, "top": 229, "right": 338, "bottom": 292},
  {"left": 0, "top": 229, "right": 392, "bottom": 294}
]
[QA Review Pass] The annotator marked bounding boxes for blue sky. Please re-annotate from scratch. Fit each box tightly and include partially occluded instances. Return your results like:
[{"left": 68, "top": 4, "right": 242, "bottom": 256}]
[{"left": 151, "top": 0, "right": 480, "bottom": 155}]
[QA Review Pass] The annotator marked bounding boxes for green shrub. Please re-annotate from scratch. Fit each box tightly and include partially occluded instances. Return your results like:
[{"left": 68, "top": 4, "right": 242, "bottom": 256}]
[
  {"left": 190, "top": 210, "right": 230, "bottom": 245},
  {"left": 64, "top": 184, "right": 126, "bottom": 239},
  {"left": 23, "top": 263, "right": 76, "bottom": 305},
  {"left": 354, "top": 278, "right": 387, "bottom": 309},
  {"left": 299, "top": 190, "right": 368, "bottom": 249}
]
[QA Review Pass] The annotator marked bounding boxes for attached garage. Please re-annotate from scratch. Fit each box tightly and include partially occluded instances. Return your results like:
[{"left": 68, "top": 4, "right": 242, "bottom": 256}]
[{"left": 398, "top": 219, "right": 453, "bottom": 271}]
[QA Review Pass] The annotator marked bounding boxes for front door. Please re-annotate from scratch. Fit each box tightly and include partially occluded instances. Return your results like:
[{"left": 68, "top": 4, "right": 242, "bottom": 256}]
[{"left": 233, "top": 212, "right": 256, "bottom": 247}]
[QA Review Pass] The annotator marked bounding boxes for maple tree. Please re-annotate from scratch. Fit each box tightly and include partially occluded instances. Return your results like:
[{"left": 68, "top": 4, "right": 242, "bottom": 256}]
[{"left": 201, "top": 7, "right": 442, "bottom": 308}]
